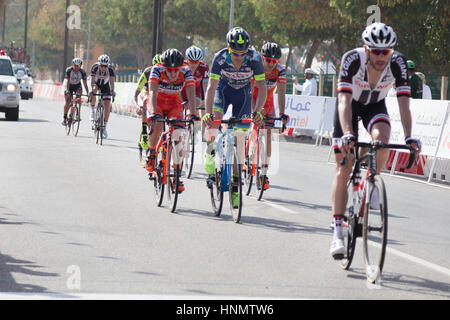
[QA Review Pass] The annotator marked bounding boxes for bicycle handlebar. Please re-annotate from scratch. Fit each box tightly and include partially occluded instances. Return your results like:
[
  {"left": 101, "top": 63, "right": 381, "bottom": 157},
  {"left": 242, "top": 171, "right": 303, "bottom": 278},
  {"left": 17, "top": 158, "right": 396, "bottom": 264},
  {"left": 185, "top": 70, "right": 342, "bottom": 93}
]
[
  {"left": 212, "top": 118, "right": 253, "bottom": 125},
  {"left": 340, "top": 141, "right": 418, "bottom": 168}
]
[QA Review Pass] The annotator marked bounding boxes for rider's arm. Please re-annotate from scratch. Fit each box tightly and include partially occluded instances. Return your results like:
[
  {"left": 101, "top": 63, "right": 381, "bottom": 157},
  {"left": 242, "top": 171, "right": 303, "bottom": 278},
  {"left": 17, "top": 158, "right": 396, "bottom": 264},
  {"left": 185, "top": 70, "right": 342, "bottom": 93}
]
[
  {"left": 397, "top": 96, "right": 412, "bottom": 139},
  {"left": 253, "top": 79, "right": 267, "bottom": 114},
  {"left": 337, "top": 92, "right": 353, "bottom": 135},
  {"left": 205, "top": 77, "right": 219, "bottom": 115},
  {"left": 276, "top": 81, "right": 287, "bottom": 115},
  {"left": 148, "top": 80, "right": 159, "bottom": 114},
  {"left": 186, "top": 85, "right": 197, "bottom": 116}
]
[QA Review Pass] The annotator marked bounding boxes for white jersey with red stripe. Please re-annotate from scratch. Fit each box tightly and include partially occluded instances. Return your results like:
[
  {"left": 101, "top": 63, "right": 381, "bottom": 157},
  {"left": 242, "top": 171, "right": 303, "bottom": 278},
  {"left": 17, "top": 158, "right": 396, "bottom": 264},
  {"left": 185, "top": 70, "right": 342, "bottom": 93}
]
[{"left": 337, "top": 47, "right": 410, "bottom": 105}]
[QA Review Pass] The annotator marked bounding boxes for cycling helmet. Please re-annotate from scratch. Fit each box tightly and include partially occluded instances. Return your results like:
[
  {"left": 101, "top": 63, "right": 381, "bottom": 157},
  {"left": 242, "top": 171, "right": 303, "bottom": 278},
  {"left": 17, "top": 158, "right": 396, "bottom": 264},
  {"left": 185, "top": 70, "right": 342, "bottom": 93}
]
[
  {"left": 161, "top": 48, "right": 184, "bottom": 68},
  {"left": 407, "top": 60, "right": 415, "bottom": 70},
  {"left": 185, "top": 46, "right": 203, "bottom": 61},
  {"left": 152, "top": 53, "right": 162, "bottom": 66},
  {"left": 72, "top": 57, "right": 82, "bottom": 66},
  {"left": 98, "top": 54, "right": 111, "bottom": 65},
  {"left": 226, "top": 27, "right": 250, "bottom": 51},
  {"left": 261, "top": 42, "right": 281, "bottom": 59},
  {"left": 362, "top": 22, "right": 397, "bottom": 48}
]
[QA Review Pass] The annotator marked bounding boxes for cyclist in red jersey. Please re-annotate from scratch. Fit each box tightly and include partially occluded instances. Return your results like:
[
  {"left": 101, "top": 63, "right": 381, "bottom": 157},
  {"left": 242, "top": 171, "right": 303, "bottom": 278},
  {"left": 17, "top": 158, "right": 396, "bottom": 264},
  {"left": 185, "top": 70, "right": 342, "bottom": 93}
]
[
  {"left": 251, "top": 42, "right": 289, "bottom": 190},
  {"left": 146, "top": 49, "right": 199, "bottom": 192},
  {"left": 181, "top": 46, "right": 209, "bottom": 139}
]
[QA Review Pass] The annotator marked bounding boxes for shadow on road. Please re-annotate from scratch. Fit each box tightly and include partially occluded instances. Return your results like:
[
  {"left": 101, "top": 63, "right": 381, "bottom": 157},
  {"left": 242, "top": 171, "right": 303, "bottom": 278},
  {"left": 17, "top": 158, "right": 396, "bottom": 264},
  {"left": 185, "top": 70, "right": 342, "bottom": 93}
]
[{"left": 0, "top": 253, "right": 59, "bottom": 293}]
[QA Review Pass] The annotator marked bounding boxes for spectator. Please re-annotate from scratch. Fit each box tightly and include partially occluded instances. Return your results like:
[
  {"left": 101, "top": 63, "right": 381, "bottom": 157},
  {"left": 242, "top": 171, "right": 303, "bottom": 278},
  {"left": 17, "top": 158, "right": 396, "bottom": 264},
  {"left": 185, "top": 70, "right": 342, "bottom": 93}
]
[
  {"left": 416, "top": 72, "right": 432, "bottom": 99},
  {"left": 293, "top": 68, "right": 317, "bottom": 96},
  {"left": 407, "top": 60, "right": 423, "bottom": 99},
  {"left": 292, "top": 68, "right": 317, "bottom": 138}
]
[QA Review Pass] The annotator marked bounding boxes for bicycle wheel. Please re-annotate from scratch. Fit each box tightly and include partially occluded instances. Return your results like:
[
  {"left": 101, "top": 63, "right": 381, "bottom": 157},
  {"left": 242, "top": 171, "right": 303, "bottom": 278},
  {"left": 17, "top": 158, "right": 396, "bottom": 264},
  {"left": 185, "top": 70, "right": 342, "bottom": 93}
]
[
  {"left": 339, "top": 181, "right": 360, "bottom": 270},
  {"left": 99, "top": 107, "right": 104, "bottom": 146},
  {"left": 208, "top": 164, "right": 224, "bottom": 217},
  {"left": 184, "top": 122, "right": 195, "bottom": 179},
  {"left": 166, "top": 142, "right": 181, "bottom": 213},
  {"left": 65, "top": 104, "right": 72, "bottom": 136},
  {"left": 244, "top": 135, "right": 256, "bottom": 196},
  {"left": 138, "top": 132, "right": 145, "bottom": 166},
  {"left": 151, "top": 148, "right": 165, "bottom": 207},
  {"left": 363, "top": 175, "right": 388, "bottom": 283},
  {"left": 228, "top": 149, "right": 243, "bottom": 223},
  {"left": 95, "top": 107, "right": 100, "bottom": 144},
  {"left": 72, "top": 104, "right": 80, "bottom": 137},
  {"left": 256, "top": 133, "right": 267, "bottom": 201}
]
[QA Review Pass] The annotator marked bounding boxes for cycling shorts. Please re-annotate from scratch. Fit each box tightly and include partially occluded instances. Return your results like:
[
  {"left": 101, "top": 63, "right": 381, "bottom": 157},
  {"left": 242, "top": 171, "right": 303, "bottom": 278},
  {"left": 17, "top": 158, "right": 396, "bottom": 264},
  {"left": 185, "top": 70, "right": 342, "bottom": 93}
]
[
  {"left": 65, "top": 84, "right": 82, "bottom": 100},
  {"left": 95, "top": 83, "right": 112, "bottom": 100},
  {"left": 213, "top": 83, "right": 252, "bottom": 129},
  {"left": 332, "top": 99, "right": 391, "bottom": 153}
]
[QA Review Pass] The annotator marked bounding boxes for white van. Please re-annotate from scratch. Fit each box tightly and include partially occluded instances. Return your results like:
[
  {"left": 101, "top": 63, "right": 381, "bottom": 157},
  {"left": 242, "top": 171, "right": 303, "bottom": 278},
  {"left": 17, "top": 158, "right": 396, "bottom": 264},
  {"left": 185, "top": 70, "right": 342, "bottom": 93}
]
[{"left": 0, "top": 55, "right": 20, "bottom": 120}]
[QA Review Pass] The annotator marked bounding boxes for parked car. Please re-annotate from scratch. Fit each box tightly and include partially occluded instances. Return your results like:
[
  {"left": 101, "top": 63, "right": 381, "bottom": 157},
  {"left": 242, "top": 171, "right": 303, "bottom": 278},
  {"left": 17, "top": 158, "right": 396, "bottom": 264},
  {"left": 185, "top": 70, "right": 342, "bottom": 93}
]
[
  {"left": 13, "top": 63, "right": 33, "bottom": 99},
  {"left": 0, "top": 55, "right": 20, "bottom": 120}
]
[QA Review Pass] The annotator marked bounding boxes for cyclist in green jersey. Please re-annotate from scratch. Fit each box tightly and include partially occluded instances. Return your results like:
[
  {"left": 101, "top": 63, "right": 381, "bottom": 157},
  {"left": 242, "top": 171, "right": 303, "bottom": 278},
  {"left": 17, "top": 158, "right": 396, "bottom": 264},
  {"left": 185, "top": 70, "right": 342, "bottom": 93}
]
[{"left": 134, "top": 54, "right": 162, "bottom": 151}]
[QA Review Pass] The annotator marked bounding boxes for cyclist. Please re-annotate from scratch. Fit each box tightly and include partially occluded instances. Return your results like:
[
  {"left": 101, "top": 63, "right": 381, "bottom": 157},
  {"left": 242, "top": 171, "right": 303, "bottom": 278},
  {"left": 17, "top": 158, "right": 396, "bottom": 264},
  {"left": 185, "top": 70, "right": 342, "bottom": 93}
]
[
  {"left": 330, "top": 22, "right": 422, "bottom": 259},
  {"left": 134, "top": 53, "right": 162, "bottom": 152},
  {"left": 145, "top": 48, "right": 199, "bottom": 193},
  {"left": 202, "top": 27, "right": 267, "bottom": 208},
  {"left": 62, "top": 57, "right": 89, "bottom": 126},
  {"left": 89, "top": 54, "right": 116, "bottom": 139},
  {"left": 251, "top": 42, "right": 289, "bottom": 190},
  {"left": 181, "top": 46, "right": 209, "bottom": 140}
]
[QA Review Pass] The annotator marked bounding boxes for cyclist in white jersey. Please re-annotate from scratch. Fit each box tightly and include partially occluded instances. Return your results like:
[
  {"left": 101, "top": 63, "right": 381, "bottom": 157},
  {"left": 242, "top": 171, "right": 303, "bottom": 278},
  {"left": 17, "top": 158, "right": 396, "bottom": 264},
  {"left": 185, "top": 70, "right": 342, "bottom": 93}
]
[
  {"left": 330, "top": 23, "right": 422, "bottom": 258},
  {"left": 89, "top": 54, "right": 116, "bottom": 139}
]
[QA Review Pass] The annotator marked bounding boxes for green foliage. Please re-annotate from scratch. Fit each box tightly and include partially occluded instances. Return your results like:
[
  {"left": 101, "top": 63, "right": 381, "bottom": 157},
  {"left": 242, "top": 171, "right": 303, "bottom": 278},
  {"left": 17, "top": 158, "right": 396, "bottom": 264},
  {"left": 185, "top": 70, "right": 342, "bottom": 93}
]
[{"left": 5, "top": 0, "right": 447, "bottom": 76}]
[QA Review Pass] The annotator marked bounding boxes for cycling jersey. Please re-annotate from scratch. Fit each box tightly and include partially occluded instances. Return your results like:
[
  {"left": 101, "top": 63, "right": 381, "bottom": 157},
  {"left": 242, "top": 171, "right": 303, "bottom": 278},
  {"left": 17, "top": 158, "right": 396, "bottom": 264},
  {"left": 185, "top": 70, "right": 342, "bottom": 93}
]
[
  {"left": 90, "top": 63, "right": 115, "bottom": 87},
  {"left": 333, "top": 47, "right": 411, "bottom": 152},
  {"left": 252, "top": 63, "right": 286, "bottom": 126},
  {"left": 337, "top": 47, "right": 410, "bottom": 104},
  {"left": 181, "top": 60, "right": 209, "bottom": 101},
  {"left": 65, "top": 67, "right": 87, "bottom": 85},
  {"left": 210, "top": 48, "right": 265, "bottom": 90},
  {"left": 136, "top": 66, "right": 153, "bottom": 92},
  {"left": 148, "top": 64, "right": 194, "bottom": 119}
]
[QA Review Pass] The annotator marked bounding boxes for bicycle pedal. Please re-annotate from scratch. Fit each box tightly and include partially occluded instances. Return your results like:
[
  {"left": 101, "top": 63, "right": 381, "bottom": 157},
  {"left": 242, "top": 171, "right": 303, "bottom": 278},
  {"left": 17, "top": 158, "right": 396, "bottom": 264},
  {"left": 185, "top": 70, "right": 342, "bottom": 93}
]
[{"left": 333, "top": 254, "right": 345, "bottom": 260}]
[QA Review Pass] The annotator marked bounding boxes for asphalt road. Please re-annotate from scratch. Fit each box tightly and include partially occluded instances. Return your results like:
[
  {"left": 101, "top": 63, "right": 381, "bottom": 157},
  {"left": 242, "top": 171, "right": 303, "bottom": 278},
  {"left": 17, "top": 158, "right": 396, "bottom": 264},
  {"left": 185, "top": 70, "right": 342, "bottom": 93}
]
[{"left": 0, "top": 97, "right": 449, "bottom": 300}]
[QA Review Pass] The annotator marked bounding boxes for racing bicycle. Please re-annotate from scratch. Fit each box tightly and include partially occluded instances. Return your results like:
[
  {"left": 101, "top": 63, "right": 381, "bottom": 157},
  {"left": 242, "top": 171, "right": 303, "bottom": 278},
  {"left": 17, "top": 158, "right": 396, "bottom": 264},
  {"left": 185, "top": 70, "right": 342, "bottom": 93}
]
[{"left": 337, "top": 140, "right": 417, "bottom": 283}]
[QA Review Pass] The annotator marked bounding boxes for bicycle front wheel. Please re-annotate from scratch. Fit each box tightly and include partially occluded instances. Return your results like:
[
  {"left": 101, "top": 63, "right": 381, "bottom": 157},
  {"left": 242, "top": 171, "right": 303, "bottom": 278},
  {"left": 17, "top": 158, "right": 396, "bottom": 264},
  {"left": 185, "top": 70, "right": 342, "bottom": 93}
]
[
  {"left": 243, "top": 135, "right": 256, "bottom": 196},
  {"left": 256, "top": 133, "right": 267, "bottom": 201},
  {"left": 184, "top": 122, "right": 195, "bottom": 179},
  {"left": 72, "top": 104, "right": 80, "bottom": 137},
  {"left": 65, "top": 104, "right": 72, "bottom": 136},
  {"left": 167, "top": 142, "right": 180, "bottom": 213},
  {"left": 363, "top": 175, "right": 388, "bottom": 283},
  {"left": 339, "top": 180, "right": 360, "bottom": 270},
  {"left": 229, "top": 149, "right": 243, "bottom": 223},
  {"left": 151, "top": 148, "right": 165, "bottom": 207}
]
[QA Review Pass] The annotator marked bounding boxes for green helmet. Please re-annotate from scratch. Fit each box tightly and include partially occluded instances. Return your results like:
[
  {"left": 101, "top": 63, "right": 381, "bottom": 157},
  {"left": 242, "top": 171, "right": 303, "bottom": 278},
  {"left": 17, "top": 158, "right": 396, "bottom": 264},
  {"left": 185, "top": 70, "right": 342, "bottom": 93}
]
[
  {"left": 407, "top": 60, "right": 415, "bottom": 70},
  {"left": 152, "top": 54, "right": 162, "bottom": 66}
]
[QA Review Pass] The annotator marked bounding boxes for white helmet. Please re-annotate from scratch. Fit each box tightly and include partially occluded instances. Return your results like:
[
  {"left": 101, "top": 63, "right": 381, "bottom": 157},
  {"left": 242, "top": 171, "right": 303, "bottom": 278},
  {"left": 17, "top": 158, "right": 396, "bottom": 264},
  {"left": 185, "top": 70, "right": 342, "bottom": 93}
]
[
  {"left": 362, "top": 22, "right": 397, "bottom": 48},
  {"left": 98, "top": 54, "right": 110, "bottom": 65},
  {"left": 72, "top": 57, "right": 82, "bottom": 66},
  {"left": 185, "top": 46, "right": 203, "bottom": 61}
]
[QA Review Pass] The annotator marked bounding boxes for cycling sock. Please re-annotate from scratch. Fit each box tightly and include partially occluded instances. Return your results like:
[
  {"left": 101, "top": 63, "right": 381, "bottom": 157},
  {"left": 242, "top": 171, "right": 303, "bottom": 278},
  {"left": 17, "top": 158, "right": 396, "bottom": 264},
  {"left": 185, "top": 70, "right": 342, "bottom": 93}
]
[
  {"left": 142, "top": 122, "right": 147, "bottom": 134},
  {"left": 64, "top": 114, "right": 67, "bottom": 119},
  {"left": 333, "top": 215, "right": 344, "bottom": 238}
]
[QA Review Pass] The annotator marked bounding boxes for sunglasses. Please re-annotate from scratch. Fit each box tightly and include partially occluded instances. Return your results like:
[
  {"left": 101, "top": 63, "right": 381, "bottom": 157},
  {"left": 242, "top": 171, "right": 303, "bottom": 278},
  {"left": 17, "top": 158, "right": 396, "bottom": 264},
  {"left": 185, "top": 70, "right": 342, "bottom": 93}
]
[
  {"left": 229, "top": 48, "right": 248, "bottom": 57},
  {"left": 188, "top": 59, "right": 200, "bottom": 64},
  {"left": 100, "top": 64, "right": 108, "bottom": 68},
  {"left": 369, "top": 48, "right": 393, "bottom": 56},
  {"left": 264, "top": 57, "right": 278, "bottom": 64},
  {"left": 165, "top": 67, "right": 181, "bottom": 72}
]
